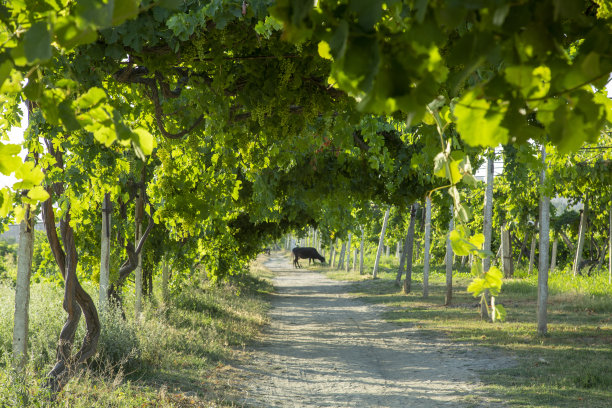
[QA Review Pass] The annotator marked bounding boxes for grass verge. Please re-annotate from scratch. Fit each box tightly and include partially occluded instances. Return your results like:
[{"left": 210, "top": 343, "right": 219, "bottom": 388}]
[
  {"left": 0, "top": 258, "right": 272, "bottom": 407},
  {"left": 320, "top": 256, "right": 612, "bottom": 408}
]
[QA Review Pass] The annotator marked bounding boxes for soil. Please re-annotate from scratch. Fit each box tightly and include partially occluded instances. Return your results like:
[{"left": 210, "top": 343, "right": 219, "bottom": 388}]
[{"left": 235, "top": 253, "right": 513, "bottom": 407}]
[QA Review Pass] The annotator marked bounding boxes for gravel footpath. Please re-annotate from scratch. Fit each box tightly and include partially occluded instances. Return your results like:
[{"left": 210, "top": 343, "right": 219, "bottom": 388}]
[{"left": 236, "top": 253, "right": 512, "bottom": 407}]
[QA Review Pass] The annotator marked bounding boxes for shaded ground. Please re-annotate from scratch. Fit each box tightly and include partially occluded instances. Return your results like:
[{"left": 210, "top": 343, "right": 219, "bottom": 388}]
[{"left": 235, "top": 253, "right": 513, "bottom": 407}]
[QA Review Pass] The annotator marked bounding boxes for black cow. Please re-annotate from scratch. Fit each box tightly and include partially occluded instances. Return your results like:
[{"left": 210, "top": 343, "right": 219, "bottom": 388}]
[{"left": 292, "top": 247, "right": 325, "bottom": 268}]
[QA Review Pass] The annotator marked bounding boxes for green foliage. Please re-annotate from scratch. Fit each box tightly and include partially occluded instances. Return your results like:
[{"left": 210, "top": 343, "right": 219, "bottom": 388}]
[
  {"left": 273, "top": 0, "right": 612, "bottom": 151},
  {"left": 95, "top": 307, "right": 140, "bottom": 372},
  {"left": 1, "top": 0, "right": 610, "bottom": 285},
  {"left": 0, "top": 264, "right": 271, "bottom": 406},
  {"left": 468, "top": 265, "right": 503, "bottom": 298},
  {"left": 0, "top": 2, "right": 609, "bottom": 400}
]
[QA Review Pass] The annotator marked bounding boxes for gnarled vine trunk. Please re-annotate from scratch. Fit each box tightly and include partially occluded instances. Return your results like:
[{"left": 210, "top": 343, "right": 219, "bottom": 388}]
[
  {"left": 106, "top": 174, "right": 154, "bottom": 314},
  {"left": 41, "top": 141, "right": 100, "bottom": 395},
  {"left": 42, "top": 199, "right": 100, "bottom": 394}
]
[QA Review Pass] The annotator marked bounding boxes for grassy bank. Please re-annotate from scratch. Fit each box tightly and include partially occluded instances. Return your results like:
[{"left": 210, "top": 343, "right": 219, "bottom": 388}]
[
  {"left": 0, "top": 259, "right": 272, "bottom": 407},
  {"left": 321, "top": 256, "right": 612, "bottom": 407}
]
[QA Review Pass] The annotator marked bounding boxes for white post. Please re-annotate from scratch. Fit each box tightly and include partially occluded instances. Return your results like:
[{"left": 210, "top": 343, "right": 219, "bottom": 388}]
[
  {"left": 573, "top": 199, "right": 588, "bottom": 277},
  {"left": 162, "top": 256, "right": 169, "bottom": 302},
  {"left": 423, "top": 197, "right": 432, "bottom": 298},
  {"left": 537, "top": 144, "right": 550, "bottom": 335},
  {"left": 345, "top": 232, "right": 352, "bottom": 272},
  {"left": 445, "top": 206, "right": 454, "bottom": 306},
  {"left": 13, "top": 204, "right": 34, "bottom": 368},
  {"left": 483, "top": 154, "right": 494, "bottom": 271},
  {"left": 99, "top": 193, "right": 111, "bottom": 312},
  {"left": 134, "top": 194, "right": 143, "bottom": 321},
  {"left": 359, "top": 226, "right": 365, "bottom": 275},
  {"left": 550, "top": 237, "right": 558, "bottom": 274}
]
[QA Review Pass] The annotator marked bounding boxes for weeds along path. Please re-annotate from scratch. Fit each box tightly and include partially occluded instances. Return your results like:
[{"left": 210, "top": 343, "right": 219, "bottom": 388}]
[{"left": 237, "top": 253, "right": 511, "bottom": 407}]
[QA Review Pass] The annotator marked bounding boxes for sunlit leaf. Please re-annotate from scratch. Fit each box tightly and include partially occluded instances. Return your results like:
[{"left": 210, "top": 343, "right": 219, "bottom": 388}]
[
  {"left": 468, "top": 233, "right": 485, "bottom": 249},
  {"left": 27, "top": 186, "right": 50, "bottom": 202},
  {"left": 0, "top": 143, "right": 22, "bottom": 175},
  {"left": 13, "top": 161, "right": 45, "bottom": 189},
  {"left": 76, "top": 87, "right": 107, "bottom": 109},
  {"left": 493, "top": 304, "right": 506, "bottom": 322},
  {"left": 467, "top": 277, "right": 485, "bottom": 297},
  {"left": 318, "top": 41, "right": 332, "bottom": 60},
  {"left": 454, "top": 89, "right": 509, "bottom": 148},
  {"left": 14, "top": 205, "right": 26, "bottom": 223},
  {"left": 0, "top": 189, "right": 11, "bottom": 217},
  {"left": 132, "top": 128, "right": 156, "bottom": 156}
]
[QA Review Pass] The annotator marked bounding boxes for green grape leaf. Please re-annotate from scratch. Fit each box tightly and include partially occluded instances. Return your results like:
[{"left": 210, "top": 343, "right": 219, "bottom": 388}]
[
  {"left": 483, "top": 266, "right": 503, "bottom": 296},
  {"left": 24, "top": 21, "right": 52, "bottom": 63},
  {"left": 53, "top": 16, "right": 98, "bottom": 49},
  {"left": 332, "top": 34, "right": 380, "bottom": 96},
  {"left": 23, "top": 76, "right": 43, "bottom": 100},
  {"left": 469, "top": 233, "right": 485, "bottom": 249},
  {"left": 448, "top": 185, "right": 460, "bottom": 207},
  {"left": 0, "top": 70, "right": 23, "bottom": 93},
  {"left": 468, "top": 266, "right": 503, "bottom": 297},
  {"left": 594, "top": 91, "right": 612, "bottom": 122},
  {"left": 158, "top": 0, "right": 183, "bottom": 10},
  {"left": 13, "top": 161, "right": 45, "bottom": 188},
  {"left": 58, "top": 100, "right": 81, "bottom": 131},
  {"left": 461, "top": 173, "right": 478, "bottom": 186},
  {"left": 505, "top": 65, "right": 550, "bottom": 100},
  {"left": 455, "top": 202, "right": 471, "bottom": 223},
  {"left": 76, "top": 87, "right": 107, "bottom": 109},
  {"left": 448, "top": 160, "right": 462, "bottom": 184},
  {"left": 318, "top": 41, "right": 332, "bottom": 60},
  {"left": 467, "top": 277, "right": 485, "bottom": 297},
  {"left": 232, "top": 180, "right": 242, "bottom": 201},
  {"left": 0, "top": 59, "right": 13, "bottom": 89},
  {"left": 454, "top": 89, "right": 509, "bottom": 147},
  {"left": 493, "top": 303, "right": 506, "bottom": 322},
  {"left": 593, "top": 0, "right": 612, "bottom": 18},
  {"left": 0, "top": 188, "right": 11, "bottom": 217},
  {"left": 450, "top": 229, "right": 471, "bottom": 256},
  {"left": 433, "top": 152, "right": 448, "bottom": 178},
  {"left": 0, "top": 143, "right": 22, "bottom": 175},
  {"left": 347, "top": 0, "right": 383, "bottom": 31},
  {"left": 112, "top": 0, "right": 140, "bottom": 26},
  {"left": 329, "top": 20, "right": 349, "bottom": 60},
  {"left": 27, "top": 186, "right": 50, "bottom": 202},
  {"left": 13, "top": 205, "right": 26, "bottom": 223},
  {"left": 92, "top": 126, "right": 117, "bottom": 147},
  {"left": 132, "top": 128, "right": 155, "bottom": 156}
]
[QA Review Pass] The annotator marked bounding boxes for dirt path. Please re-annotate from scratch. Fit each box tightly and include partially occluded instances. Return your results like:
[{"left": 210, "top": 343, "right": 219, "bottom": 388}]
[{"left": 237, "top": 253, "right": 512, "bottom": 407}]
